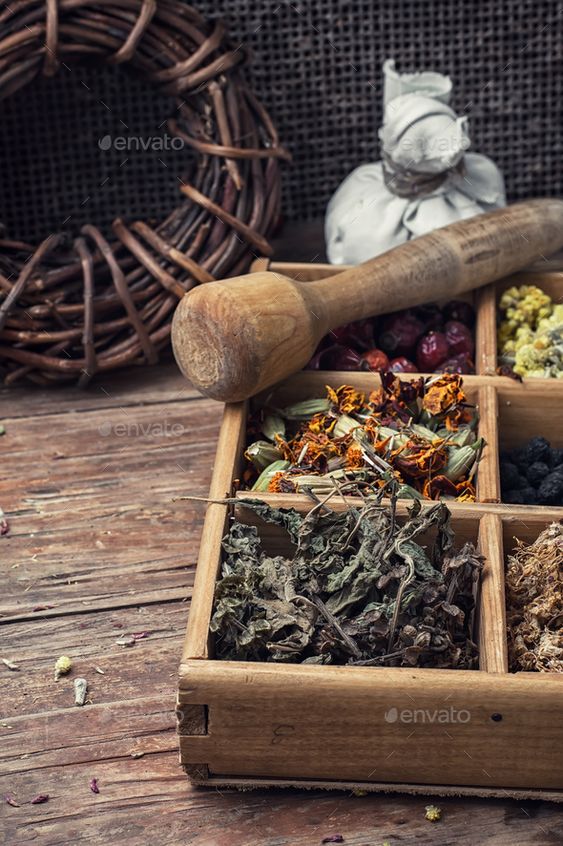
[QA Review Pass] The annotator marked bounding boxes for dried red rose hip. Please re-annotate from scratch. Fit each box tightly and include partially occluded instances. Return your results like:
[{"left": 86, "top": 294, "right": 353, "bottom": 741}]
[
  {"left": 436, "top": 353, "right": 474, "bottom": 374},
  {"left": 388, "top": 356, "right": 418, "bottom": 373},
  {"left": 442, "top": 299, "right": 476, "bottom": 327},
  {"left": 416, "top": 331, "right": 449, "bottom": 371},
  {"left": 361, "top": 348, "right": 390, "bottom": 371},
  {"left": 445, "top": 320, "right": 475, "bottom": 357},
  {"left": 331, "top": 318, "right": 375, "bottom": 350},
  {"left": 379, "top": 313, "right": 424, "bottom": 356}
]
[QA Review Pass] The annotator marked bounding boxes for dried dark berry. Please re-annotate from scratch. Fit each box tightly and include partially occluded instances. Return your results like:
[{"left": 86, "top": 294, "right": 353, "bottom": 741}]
[
  {"left": 517, "top": 473, "right": 529, "bottom": 490},
  {"left": 524, "top": 437, "right": 551, "bottom": 466},
  {"left": 519, "top": 486, "right": 539, "bottom": 505},
  {"left": 502, "top": 490, "right": 526, "bottom": 504},
  {"left": 500, "top": 461, "right": 521, "bottom": 490},
  {"left": 526, "top": 461, "right": 550, "bottom": 487},
  {"left": 510, "top": 448, "right": 529, "bottom": 472},
  {"left": 549, "top": 447, "right": 563, "bottom": 468},
  {"left": 537, "top": 472, "right": 563, "bottom": 505}
]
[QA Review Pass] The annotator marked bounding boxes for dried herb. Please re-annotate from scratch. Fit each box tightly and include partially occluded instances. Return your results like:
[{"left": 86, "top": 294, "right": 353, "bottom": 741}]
[
  {"left": 506, "top": 523, "right": 563, "bottom": 672},
  {"left": 1, "top": 658, "right": 20, "bottom": 671},
  {"left": 425, "top": 805, "right": 442, "bottom": 822},
  {"left": 498, "top": 284, "right": 563, "bottom": 378},
  {"left": 5, "top": 794, "right": 19, "bottom": 807},
  {"left": 54, "top": 655, "right": 72, "bottom": 680},
  {"left": 321, "top": 836, "right": 344, "bottom": 844},
  {"left": 210, "top": 496, "right": 482, "bottom": 669},
  {"left": 244, "top": 374, "right": 482, "bottom": 502}
]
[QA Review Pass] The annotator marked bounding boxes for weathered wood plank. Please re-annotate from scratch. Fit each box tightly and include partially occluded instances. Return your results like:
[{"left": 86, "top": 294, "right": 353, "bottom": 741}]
[
  {"left": 0, "top": 697, "right": 176, "bottom": 775},
  {"left": 0, "top": 603, "right": 187, "bottom": 717},
  {"left": 0, "top": 401, "right": 217, "bottom": 619},
  {"left": 0, "top": 360, "right": 200, "bottom": 418},
  {"left": 2, "top": 749, "right": 562, "bottom": 846},
  {"left": 2, "top": 361, "right": 563, "bottom": 845}
]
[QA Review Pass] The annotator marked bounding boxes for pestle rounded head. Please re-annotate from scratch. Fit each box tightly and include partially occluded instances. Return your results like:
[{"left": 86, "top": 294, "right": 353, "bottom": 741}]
[{"left": 171, "top": 271, "right": 324, "bottom": 402}]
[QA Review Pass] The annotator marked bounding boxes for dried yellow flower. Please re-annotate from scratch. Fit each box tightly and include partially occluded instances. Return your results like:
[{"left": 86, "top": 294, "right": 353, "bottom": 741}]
[
  {"left": 327, "top": 384, "right": 365, "bottom": 414},
  {"left": 425, "top": 804, "right": 442, "bottom": 822},
  {"left": 54, "top": 655, "right": 72, "bottom": 680}
]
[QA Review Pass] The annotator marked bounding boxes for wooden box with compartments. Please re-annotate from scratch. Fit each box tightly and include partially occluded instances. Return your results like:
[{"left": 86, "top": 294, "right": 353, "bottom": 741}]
[{"left": 177, "top": 266, "right": 563, "bottom": 801}]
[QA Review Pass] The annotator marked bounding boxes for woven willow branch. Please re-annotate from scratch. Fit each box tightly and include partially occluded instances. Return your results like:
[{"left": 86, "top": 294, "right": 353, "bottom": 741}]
[{"left": 0, "top": 0, "right": 289, "bottom": 385}]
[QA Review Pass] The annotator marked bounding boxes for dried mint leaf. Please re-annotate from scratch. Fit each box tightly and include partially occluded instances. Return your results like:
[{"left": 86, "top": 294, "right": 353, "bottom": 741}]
[{"left": 211, "top": 497, "right": 483, "bottom": 669}]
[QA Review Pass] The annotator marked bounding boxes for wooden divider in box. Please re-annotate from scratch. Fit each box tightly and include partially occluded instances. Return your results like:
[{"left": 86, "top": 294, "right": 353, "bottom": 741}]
[{"left": 496, "top": 380, "right": 563, "bottom": 452}]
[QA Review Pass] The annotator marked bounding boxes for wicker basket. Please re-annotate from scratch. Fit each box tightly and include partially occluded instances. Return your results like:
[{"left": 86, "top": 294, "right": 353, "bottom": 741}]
[{"left": 0, "top": 0, "right": 288, "bottom": 385}]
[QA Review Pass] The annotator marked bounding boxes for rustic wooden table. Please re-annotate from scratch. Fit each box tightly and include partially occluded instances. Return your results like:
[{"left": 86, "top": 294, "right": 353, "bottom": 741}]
[{"left": 1, "top": 359, "right": 562, "bottom": 845}]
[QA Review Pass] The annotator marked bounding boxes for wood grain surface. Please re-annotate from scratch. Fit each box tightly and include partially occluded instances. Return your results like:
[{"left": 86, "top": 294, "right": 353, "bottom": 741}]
[{"left": 2, "top": 362, "right": 563, "bottom": 846}]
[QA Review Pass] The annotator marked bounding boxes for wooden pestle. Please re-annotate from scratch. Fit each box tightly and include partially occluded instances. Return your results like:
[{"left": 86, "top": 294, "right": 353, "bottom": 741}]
[{"left": 172, "top": 199, "right": 563, "bottom": 401}]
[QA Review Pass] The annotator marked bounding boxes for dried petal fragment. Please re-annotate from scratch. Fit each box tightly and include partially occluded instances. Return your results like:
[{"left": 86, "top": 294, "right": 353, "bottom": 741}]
[
  {"left": 89, "top": 778, "right": 99, "bottom": 794},
  {"left": 30, "top": 794, "right": 49, "bottom": 804}
]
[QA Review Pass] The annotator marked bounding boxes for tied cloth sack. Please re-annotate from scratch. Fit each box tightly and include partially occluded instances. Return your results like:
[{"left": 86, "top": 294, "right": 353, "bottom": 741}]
[{"left": 325, "top": 59, "right": 506, "bottom": 264}]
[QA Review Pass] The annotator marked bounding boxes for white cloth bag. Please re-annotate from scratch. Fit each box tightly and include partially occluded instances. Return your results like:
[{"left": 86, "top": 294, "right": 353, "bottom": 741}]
[{"left": 325, "top": 60, "right": 506, "bottom": 265}]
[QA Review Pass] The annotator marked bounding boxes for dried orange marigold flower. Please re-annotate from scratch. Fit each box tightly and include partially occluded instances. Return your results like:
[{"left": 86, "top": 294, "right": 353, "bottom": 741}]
[
  {"left": 326, "top": 384, "right": 365, "bottom": 414},
  {"left": 267, "top": 472, "right": 297, "bottom": 493},
  {"left": 422, "top": 375, "right": 466, "bottom": 418},
  {"left": 345, "top": 443, "right": 364, "bottom": 469}
]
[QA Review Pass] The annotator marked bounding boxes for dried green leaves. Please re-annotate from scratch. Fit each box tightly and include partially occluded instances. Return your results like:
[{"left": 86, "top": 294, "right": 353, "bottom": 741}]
[{"left": 211, "top": 497, "right": 483, "bottom": 669}]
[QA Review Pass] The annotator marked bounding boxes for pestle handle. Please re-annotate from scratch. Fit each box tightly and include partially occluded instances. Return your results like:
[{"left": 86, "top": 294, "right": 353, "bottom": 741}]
[
  {"left": 172, "top": 199, "right": 563, "bottom": 401},
  {"left": 312, "top": 199, "right": 563, "bottom": 328}
]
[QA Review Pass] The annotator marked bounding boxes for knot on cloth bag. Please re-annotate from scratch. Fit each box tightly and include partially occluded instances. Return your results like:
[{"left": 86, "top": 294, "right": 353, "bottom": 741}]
[{"left": 325, "top": 59, "right": 505, "bottom": 265}]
